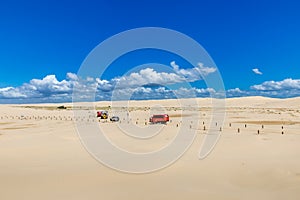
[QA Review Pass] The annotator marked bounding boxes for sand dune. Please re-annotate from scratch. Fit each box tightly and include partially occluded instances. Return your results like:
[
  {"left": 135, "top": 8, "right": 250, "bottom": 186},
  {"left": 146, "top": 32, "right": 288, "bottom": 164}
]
[{"left": 0, "top": 97, "right": 300, "bottom": 200}]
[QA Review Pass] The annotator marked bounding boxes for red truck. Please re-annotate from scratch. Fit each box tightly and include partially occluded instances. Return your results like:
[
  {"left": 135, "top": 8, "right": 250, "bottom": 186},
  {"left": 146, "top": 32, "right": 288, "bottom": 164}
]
[{"left": 149, "top": 114, "right": 169, "bottom": 124}]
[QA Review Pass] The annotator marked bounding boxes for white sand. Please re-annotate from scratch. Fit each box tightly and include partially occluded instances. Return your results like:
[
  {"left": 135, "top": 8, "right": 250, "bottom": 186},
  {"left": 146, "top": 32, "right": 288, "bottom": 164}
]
[{"left": 0, "top": 97, "right": 300, "bottom": 200}]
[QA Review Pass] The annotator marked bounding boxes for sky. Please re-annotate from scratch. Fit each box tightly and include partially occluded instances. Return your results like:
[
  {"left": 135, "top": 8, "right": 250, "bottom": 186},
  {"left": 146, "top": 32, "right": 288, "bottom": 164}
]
[{"left": 0, "top": 0, "right": 300, "bottom": 103}]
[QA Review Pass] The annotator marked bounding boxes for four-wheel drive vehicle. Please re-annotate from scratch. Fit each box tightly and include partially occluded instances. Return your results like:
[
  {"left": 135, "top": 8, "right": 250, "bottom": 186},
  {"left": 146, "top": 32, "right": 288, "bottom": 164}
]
[
  {"left": 149, "top": 114, "right": 169, "bottom": 124},
  {"left": 97, "top": 111, "right": 108, "bottom": 119},
  {"left": 110, "top": 116, "right": 120, "bottom": 122}
]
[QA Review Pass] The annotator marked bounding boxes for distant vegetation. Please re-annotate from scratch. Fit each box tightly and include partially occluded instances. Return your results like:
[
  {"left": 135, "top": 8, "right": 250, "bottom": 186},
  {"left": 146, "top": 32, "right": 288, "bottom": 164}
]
[{"left": 57, "top": 105, "right": 67, "bottom": 109}]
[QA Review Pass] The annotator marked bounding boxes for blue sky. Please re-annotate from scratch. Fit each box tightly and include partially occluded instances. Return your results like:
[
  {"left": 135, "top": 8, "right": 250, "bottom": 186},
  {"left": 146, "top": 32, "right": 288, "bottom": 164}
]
[{"left": 0, "top": 0, "right": 300, "bottom": 103}]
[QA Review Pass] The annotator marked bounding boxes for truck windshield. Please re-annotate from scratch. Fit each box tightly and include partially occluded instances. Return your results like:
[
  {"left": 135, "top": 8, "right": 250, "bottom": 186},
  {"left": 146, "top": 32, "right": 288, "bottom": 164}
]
[{"left": 152, "top": 115, "right": 164, "bottom": 118}]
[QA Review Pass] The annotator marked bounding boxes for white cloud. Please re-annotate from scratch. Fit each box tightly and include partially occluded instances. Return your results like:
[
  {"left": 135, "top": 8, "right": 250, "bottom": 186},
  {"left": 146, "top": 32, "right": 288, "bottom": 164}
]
[
  {"left": 110, "top": 86, "right": 215, "bottom": 100},
  {"left": 0, "top": 87, "right": 27, "bottom": 98},
  {"left": 252, "top": 68, "right": 263, "bottom": 75},
  {"left": 7, "top": 63, "right": 300, "bottom": 102},
  {"left": 225, "top": 78, "right": 300, "bottom": 98},
  {"left": 0, "top": 74, "right": 73, "bottom": 101},
  {"left": 227, "top": 88, "right": 243, "bottom": 93},
  {"left": 174, "top": 87, "right": 215, "bottom": 98},
  {"left": 226, "top": 88, "right": 248, "bottom": 97},
  {"left": 29, "top": 75, "right": 72, "bottom": 94},
  {"left": 170, "top": 61, "right": 179, "bottom": 71},
  {"left": 196, "top": 63, "right": 217, "bottom": 76},
  {"left": 110, "top": 62, "right": 216, "bottom": 90},
  {"left": 66, "top": 72, "right": 78, "bottom": 80},
  {"left": 251, "top": 78, "right": 300, "bottom": 91},
  {"left": 0, "top": 61, "right": 219, "bottom": 102},
  {"left": 171, "top": 61, "right": 216, "bottom": 81},
  {"left": 112, "top": 68, "right": 184, "bottom": 89}
]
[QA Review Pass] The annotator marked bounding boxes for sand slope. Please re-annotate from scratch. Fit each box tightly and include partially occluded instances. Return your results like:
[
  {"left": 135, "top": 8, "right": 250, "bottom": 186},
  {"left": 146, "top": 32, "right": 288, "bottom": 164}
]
[{"left": 0, "top": 97, "right": 300, "bottom": 200}]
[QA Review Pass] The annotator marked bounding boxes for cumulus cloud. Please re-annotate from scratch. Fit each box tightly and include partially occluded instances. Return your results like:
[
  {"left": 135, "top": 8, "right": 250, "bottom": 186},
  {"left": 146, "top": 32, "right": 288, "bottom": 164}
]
[
  {"left": 66, "top": 72, "right": 78, "bottom": 80},
  {"left": 0, "top": 87, "right": 26, "bottom": 98},
  {"left": 170, "top": 61, "right": 179, "bottom": 71},
  {"left": 0, "top": 74, "right": 73, "bottom": 100},
  {"left": 29, "top": 75, "right": 72, "bottom": 95},
  {"left": 1, "top": 65, "right": 299, "bottom": 103},
  {"left": 252, "top": 68, "right": 263, "bottom": 75},
  {"left": 0, "top": 62, "right": 219, "bottom": 102},
  {"left": 171, "top": 61, "right": 216, "bottom": 81},
  {"left": 226, "top": 88, "right": 248, "bottom": 97},
  {"left": 112, "top": 68, "right": 184, "bottom": 89},
  {"left": 251, "top": 78, "right": 300, "bottom": 91},
  {"left": 226, "top": 78, "right": 300, "bottom": 98},
  {"left": 109, "top": 86, "right": 215, "bottom": 100},
  {"left": 106, "top": 62, "right": 216, "bottom": 90},
  {"left": 173, "top": 87, "right": 215, "bottom": 98}
]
